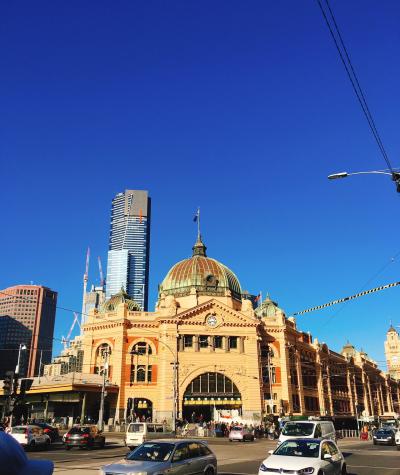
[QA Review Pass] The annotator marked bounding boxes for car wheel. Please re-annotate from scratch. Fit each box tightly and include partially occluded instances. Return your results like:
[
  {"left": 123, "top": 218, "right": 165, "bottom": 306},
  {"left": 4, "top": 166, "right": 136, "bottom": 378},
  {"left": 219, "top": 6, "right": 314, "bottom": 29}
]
[
  {"left": 204, "top": 468, "right": 214, "bottom": 475},
  {"left": 373, "top": 440, "right": 376, "bottom": 445},
  {"left": 29, "top": 441, "right": 36, "bottom": 451},
  {"left": 341, "top": 464, "right": 347, "bottom": 475},
  {"left": 128, "top": 446, "right": 134, "bottom": 451},
  {"left": 100, "top": 440, "right": 105, "bottom": 449},
  {"left": 66, "top": 446, "right": 72, "bottom": 451}
]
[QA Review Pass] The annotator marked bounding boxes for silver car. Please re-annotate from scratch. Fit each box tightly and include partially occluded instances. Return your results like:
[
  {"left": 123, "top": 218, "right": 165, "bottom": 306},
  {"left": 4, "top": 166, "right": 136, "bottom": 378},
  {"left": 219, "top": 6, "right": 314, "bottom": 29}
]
[{"left": 101, "top": 439, "right": 217, "bottom": 475}]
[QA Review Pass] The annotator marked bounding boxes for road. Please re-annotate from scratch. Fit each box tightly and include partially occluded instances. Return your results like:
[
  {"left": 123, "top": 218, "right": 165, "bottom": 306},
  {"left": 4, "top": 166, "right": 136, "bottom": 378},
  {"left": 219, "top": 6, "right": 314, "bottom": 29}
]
[{"left": 27, "top": 437, "right": 400, "bottom": 474}]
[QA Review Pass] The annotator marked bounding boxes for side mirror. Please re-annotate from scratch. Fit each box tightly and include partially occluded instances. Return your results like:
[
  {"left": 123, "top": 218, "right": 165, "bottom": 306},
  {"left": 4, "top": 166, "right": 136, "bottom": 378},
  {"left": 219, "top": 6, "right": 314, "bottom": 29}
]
[
  {"left": 323, "top": 453, "right": 332, "bottom": 460},
  {"left": 268, "top": 450, "right": 273, "bottom": 455}
]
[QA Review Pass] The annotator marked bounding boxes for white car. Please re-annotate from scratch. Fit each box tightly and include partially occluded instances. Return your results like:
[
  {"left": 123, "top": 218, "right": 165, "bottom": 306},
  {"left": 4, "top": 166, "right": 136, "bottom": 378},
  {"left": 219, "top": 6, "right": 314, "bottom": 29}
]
[
  {"left": 259, "top": 438, "right": 347, "bottom": 475},
  {"left": 10, "top": 425, "right": 51, "bottom": 450}
]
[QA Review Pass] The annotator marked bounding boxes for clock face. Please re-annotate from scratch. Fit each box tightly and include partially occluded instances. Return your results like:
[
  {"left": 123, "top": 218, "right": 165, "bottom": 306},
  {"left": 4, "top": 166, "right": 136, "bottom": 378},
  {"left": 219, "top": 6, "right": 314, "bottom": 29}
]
[{"left": 206, "top": 315, "right": 218, "bottom": 327}]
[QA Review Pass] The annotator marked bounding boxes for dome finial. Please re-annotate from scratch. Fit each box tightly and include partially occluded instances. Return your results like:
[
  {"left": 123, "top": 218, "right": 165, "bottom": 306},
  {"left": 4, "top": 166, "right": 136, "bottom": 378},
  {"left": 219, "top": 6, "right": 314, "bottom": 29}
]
[{"left": 192, "top": 207, "right": 207, "bottom": 256}]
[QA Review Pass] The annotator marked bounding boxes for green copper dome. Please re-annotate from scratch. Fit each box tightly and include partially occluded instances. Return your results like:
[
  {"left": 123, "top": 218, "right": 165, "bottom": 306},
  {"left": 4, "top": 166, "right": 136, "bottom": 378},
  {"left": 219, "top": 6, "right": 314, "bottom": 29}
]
[
  {"left": 102, "top": 287, "right": 141, "bottom": 312},
  {"left": 159, "top": 237, "right": 242, "bottom": 300}
]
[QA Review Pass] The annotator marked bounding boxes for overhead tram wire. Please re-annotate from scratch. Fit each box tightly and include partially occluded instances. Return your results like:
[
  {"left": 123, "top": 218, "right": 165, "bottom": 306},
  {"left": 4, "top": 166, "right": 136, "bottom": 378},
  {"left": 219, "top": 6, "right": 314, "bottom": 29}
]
[
  {"left": 317, "top": 0, "right": 394, "bottom": 173},
  {"left": 315, "top": 249, "right": 400, "bottom": 332}
]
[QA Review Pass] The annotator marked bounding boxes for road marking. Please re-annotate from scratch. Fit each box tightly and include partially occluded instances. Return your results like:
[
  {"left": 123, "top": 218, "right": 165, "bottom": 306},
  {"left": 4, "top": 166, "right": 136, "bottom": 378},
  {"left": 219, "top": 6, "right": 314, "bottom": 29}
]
[{"left": 348, "top": 465, "right": 400, "bottom": 470}]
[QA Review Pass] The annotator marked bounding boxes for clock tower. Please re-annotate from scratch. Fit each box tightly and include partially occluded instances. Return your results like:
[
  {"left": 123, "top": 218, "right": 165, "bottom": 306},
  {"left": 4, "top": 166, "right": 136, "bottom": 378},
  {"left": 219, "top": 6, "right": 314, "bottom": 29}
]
[{"left": 385, "top": 325, "right": 400, "bottom": 380}]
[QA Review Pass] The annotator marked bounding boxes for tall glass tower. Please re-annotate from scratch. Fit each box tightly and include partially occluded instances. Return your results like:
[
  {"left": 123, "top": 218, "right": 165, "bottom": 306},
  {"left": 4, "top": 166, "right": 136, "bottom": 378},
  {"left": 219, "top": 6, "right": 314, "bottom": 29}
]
[{"left": 106, "top": 190, "right": 151, "bottom": 310}]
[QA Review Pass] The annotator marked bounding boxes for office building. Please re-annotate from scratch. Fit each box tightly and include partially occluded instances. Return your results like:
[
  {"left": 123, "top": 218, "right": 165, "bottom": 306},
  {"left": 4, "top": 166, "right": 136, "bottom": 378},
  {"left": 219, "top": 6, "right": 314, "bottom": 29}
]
[
  {"left": 106, "top": 190, "right": 151, "bottom": 310},
  {"left": 0, "top": 316, "right": 32, "bottom": 379},
  {"left": 0, "top": 285, "right": 58, "bottom": 377}
]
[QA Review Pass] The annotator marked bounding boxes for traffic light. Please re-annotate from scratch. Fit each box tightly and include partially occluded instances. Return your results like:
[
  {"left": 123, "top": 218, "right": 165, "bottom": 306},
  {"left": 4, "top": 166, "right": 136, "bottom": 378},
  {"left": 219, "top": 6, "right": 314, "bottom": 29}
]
[
  {"left": 19, "top": 378, "right": 33, "bottom": 396},
  {"left": 12, "top": 373, "right": 19, "bottom": 396},
  {"left": 3, "top": 371, "right": 14, "bottom": 395}
]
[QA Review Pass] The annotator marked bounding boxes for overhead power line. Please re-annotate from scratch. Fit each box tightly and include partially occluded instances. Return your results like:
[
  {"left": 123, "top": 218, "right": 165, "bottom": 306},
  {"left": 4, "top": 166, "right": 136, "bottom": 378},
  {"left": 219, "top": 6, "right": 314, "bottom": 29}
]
[
  {"left": 317, "top": 0, "right": 394, "bottom": 173},
  {"left": 293, "top": 280, "right": 400, "bottom": 316}
]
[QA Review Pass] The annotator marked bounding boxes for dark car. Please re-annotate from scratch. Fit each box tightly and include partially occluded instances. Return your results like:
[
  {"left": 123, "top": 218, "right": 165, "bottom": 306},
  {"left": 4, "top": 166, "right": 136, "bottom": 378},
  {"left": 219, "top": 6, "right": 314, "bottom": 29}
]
[
  {"left": 373, "top": 428, "right": 395, "bottom": 446},
  {"left": 64, "top": 425, "right": 105, "bottom": 450},
  {"left": 34, "top": 423, "right": 59, "bottom": 442}
]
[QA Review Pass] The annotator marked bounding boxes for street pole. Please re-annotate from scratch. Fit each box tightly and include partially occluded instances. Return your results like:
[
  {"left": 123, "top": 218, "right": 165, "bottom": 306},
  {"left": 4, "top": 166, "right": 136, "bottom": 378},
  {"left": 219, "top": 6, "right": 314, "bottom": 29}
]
[
  {"left": 98, "top": 349, "right": 109, "bottom": 431},
  {"left": 38, "top": 350, "right": 43, "bottom": 383},
  {"left": 267, "top": 347, "right": 274, "bottom": 415}
]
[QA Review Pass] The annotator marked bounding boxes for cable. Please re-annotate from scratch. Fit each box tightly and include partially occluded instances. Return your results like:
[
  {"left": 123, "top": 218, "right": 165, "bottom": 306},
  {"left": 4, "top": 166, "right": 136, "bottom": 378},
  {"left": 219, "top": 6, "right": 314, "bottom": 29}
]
[{"left": 317, "top": 0, "right": 394, "bottom": 173}]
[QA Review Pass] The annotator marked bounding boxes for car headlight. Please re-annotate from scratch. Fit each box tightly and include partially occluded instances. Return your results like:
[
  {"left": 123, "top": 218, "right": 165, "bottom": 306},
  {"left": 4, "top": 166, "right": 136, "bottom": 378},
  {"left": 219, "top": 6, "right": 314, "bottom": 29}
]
[
  {"left": 259, "top": 463, "right": 268, "bottom": 472},
  {"left": 128, "top": 472, "right": 147, "bottom": 475},
  {"left": 299, "top": 468, "right": 314, "bottom": 475}
]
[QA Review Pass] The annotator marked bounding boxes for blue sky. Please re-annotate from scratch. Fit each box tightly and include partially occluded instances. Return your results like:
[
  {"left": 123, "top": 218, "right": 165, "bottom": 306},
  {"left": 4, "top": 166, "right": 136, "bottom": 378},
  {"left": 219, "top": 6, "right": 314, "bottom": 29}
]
[{"left": 1, "top": 1, "right": 399, "bottom": 367}]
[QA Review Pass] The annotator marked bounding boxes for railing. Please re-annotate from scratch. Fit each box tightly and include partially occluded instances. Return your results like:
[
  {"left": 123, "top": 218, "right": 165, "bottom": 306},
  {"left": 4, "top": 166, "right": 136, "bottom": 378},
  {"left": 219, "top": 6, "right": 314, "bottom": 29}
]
[{"left": 336, "top": 429, "right": 360, "bottom": 439}]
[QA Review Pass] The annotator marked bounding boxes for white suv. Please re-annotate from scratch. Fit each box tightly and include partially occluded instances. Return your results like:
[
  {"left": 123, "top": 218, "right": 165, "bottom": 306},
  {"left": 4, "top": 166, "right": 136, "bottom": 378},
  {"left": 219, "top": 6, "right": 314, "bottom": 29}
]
[{"left": 10, "top": 425, "right": 51, "bottom": 449}]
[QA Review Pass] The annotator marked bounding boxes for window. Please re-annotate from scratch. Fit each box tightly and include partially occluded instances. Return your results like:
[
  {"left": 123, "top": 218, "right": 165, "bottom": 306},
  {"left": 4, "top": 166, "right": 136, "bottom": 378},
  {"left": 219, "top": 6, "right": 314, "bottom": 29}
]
[
  {"left": 132, "top": 342, "right": 152, "bottom": 355},
  {"left": 199, "top": 336, "right": 209, "bottom": 349},
  {"left": 137, "top": 366, "right": 146, "bottom": 382},
  {"left": 184, "top": 336, "right": 193, "bottom": 348},
  {"left": 228, "top": 337, "right": 237, "bottom": 350},
  {"left": 188, "top": 442, "right": 200, "bottom": 458},
  {"left": 213, "top": 336, "right": 223, "bottom": 349},
  {"left": 172, "top": 443, "right": 189, "bottom": 462},
  {"left": 130, "top": 364, "right": 152, "bottom": 384}
]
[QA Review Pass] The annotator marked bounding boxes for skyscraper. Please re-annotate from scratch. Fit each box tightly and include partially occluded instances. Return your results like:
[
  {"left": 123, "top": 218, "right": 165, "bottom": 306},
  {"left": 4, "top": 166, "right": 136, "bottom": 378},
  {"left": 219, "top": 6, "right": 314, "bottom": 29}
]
[
  {"left": 106, "top": 190, "right": 151, "bottom": 310},
  {"left": 0, "top": 285, "right": 57, "bottom": 377}
]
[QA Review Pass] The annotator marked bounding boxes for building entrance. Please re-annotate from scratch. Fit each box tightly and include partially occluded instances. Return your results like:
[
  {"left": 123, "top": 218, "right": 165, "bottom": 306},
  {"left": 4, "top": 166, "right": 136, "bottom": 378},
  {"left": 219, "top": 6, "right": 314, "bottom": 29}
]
[{"left": 182, "top": 372, "right": 242, "bottom": 423}]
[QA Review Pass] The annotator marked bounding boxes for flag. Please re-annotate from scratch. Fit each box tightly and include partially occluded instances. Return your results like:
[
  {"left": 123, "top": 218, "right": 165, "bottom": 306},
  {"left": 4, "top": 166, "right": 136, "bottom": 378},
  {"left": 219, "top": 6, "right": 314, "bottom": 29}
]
[
  {"left": 254, "top": 293, "right": 261, "bottom": 302},
  {"left": 139, "top": 209, "right": 143, "bottom": 224},
  {"left": 193, "top": 209, "right": 199, "bottom": 222}
]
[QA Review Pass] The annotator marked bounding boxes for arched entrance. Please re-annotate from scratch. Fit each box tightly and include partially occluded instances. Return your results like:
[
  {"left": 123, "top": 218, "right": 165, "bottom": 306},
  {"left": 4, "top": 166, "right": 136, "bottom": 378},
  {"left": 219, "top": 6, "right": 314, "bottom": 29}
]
[
  {"left": 128, "top": 398, "right": 153, "bottom": 421},
  {"left": 183, "top": 372, "right": 242, "bottom": 423}
]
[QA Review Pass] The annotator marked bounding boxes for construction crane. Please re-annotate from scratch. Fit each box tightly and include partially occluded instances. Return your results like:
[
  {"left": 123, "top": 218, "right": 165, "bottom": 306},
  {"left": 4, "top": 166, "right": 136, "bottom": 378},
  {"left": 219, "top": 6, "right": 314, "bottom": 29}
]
[
  {"left": 61, "top": 312, "right": 81, "bottom": 350},
  {"left": 98, "top": 256, "right": 105, "bottom": 288},
  {"left": 81, "top": 247, "right": 90, "bottom": 328}
]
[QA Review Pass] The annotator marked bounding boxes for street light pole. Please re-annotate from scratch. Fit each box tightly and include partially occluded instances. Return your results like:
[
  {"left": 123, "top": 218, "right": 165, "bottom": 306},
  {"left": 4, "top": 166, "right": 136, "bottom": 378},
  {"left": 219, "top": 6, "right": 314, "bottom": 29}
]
[
  {"left": 328, "top": 169, "right": 400, "bottom": 193},
  {"left": 98, "top": 348, "right": 109, "bottom": 431},
  {"left": 15, "top": 343, "right": 27, "bottom": 375}
]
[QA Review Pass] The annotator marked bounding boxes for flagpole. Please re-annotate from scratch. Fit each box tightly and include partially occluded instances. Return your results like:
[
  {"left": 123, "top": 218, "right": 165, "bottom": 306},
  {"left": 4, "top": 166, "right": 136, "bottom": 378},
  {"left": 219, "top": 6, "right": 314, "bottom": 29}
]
[{"left": 197, "top": 207, "right": 201, "bottom": 240}]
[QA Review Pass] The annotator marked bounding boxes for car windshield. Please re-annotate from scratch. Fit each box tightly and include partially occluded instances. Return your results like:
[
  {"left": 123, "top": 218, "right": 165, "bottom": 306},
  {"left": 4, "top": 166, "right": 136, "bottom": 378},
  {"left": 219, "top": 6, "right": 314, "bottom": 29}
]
[
  {"left": 377, "top": 430, "right": 392, "bottom": 435},
  {"left": 282, "top": 423, "right": 314, "bottom": 436},
  {"left": 231, "top": 427, "right": 242, "bottom": 431},
  {"left": 274, "top": 440, "right": 320, "bottom": 458},
  {"left": 127, "top": 442, "right": 175, "bottom": 462},
  {"left": 69, "top": 427, "right": 90, "bottom": 434},
  {"left": 128, "top": 423, "right": 144, "bottom": 433}
]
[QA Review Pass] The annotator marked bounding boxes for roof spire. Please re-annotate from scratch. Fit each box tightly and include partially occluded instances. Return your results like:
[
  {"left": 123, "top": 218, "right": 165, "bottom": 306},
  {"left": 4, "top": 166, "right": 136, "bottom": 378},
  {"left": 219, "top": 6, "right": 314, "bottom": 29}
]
[{"left": 192, "top": 207, "right": 207, "bottom": 256}]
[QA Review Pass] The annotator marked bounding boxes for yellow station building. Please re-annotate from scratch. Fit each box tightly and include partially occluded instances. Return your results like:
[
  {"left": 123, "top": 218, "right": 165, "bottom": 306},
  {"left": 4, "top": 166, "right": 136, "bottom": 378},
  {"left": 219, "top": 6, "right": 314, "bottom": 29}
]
[{"left": 80, "top": 235, "right": 400, "bottom": 426}]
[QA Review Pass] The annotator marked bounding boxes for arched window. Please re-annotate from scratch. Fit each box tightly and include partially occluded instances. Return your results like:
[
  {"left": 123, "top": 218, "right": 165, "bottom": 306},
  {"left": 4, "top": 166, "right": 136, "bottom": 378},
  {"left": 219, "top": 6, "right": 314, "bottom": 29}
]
[
  {"left": 184, "top": 372, "right": 240, "bottom": 395},
  {"left": 94, "top": 343, "right": 112, "bottom": 375},
  {"left": 132, "top": 341, "right": 153, "bottom": 355},
  {"left": 129, "top": 341, "right": 153, "bottom": 385}
]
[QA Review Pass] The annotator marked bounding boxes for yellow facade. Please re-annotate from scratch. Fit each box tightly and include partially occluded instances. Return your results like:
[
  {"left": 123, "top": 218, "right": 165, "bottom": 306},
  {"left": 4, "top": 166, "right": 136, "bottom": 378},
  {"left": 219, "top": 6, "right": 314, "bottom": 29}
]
[{"left": 82, "top": 237, "right": 400, "bottom": 424}]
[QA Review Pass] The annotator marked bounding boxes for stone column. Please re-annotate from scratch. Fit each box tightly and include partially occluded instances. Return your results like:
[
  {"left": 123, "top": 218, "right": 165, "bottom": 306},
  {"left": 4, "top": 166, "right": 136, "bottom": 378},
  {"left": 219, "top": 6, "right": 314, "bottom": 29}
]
[
  {"left": 193, "top": 335, "right": 199, "bottom": 352},
  {"left": 295, "top": 349, "right": 305, "bottom": 414},
  {"left": 325, "top": 365, "right": 334, "bottom": 416},
  {"left": 346, "top": 367, "right": 356, "bottom": 416},
  {"left": 239, "top": 337, "right": 244, "bottom": 354},
  {"left": 223, "top": 336, "right": 229, "bottom": 353},
  {"left": 316, "top": 361, "right": 326, "bottom": 416},
  {"left": 378, "top": 383, "right": 384, "bottom": 415},
  {"left": 386, "top": 381, "right": 394, "bottom": 413},
  {"left": 366, "top": 375, "right": 373, "bottom": 416},
  {"left": 280, "top": 343, "right": 294, "bottom": 415},
  {"left": 80, "top": 392, "right": 87, "bottom": 422}
]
